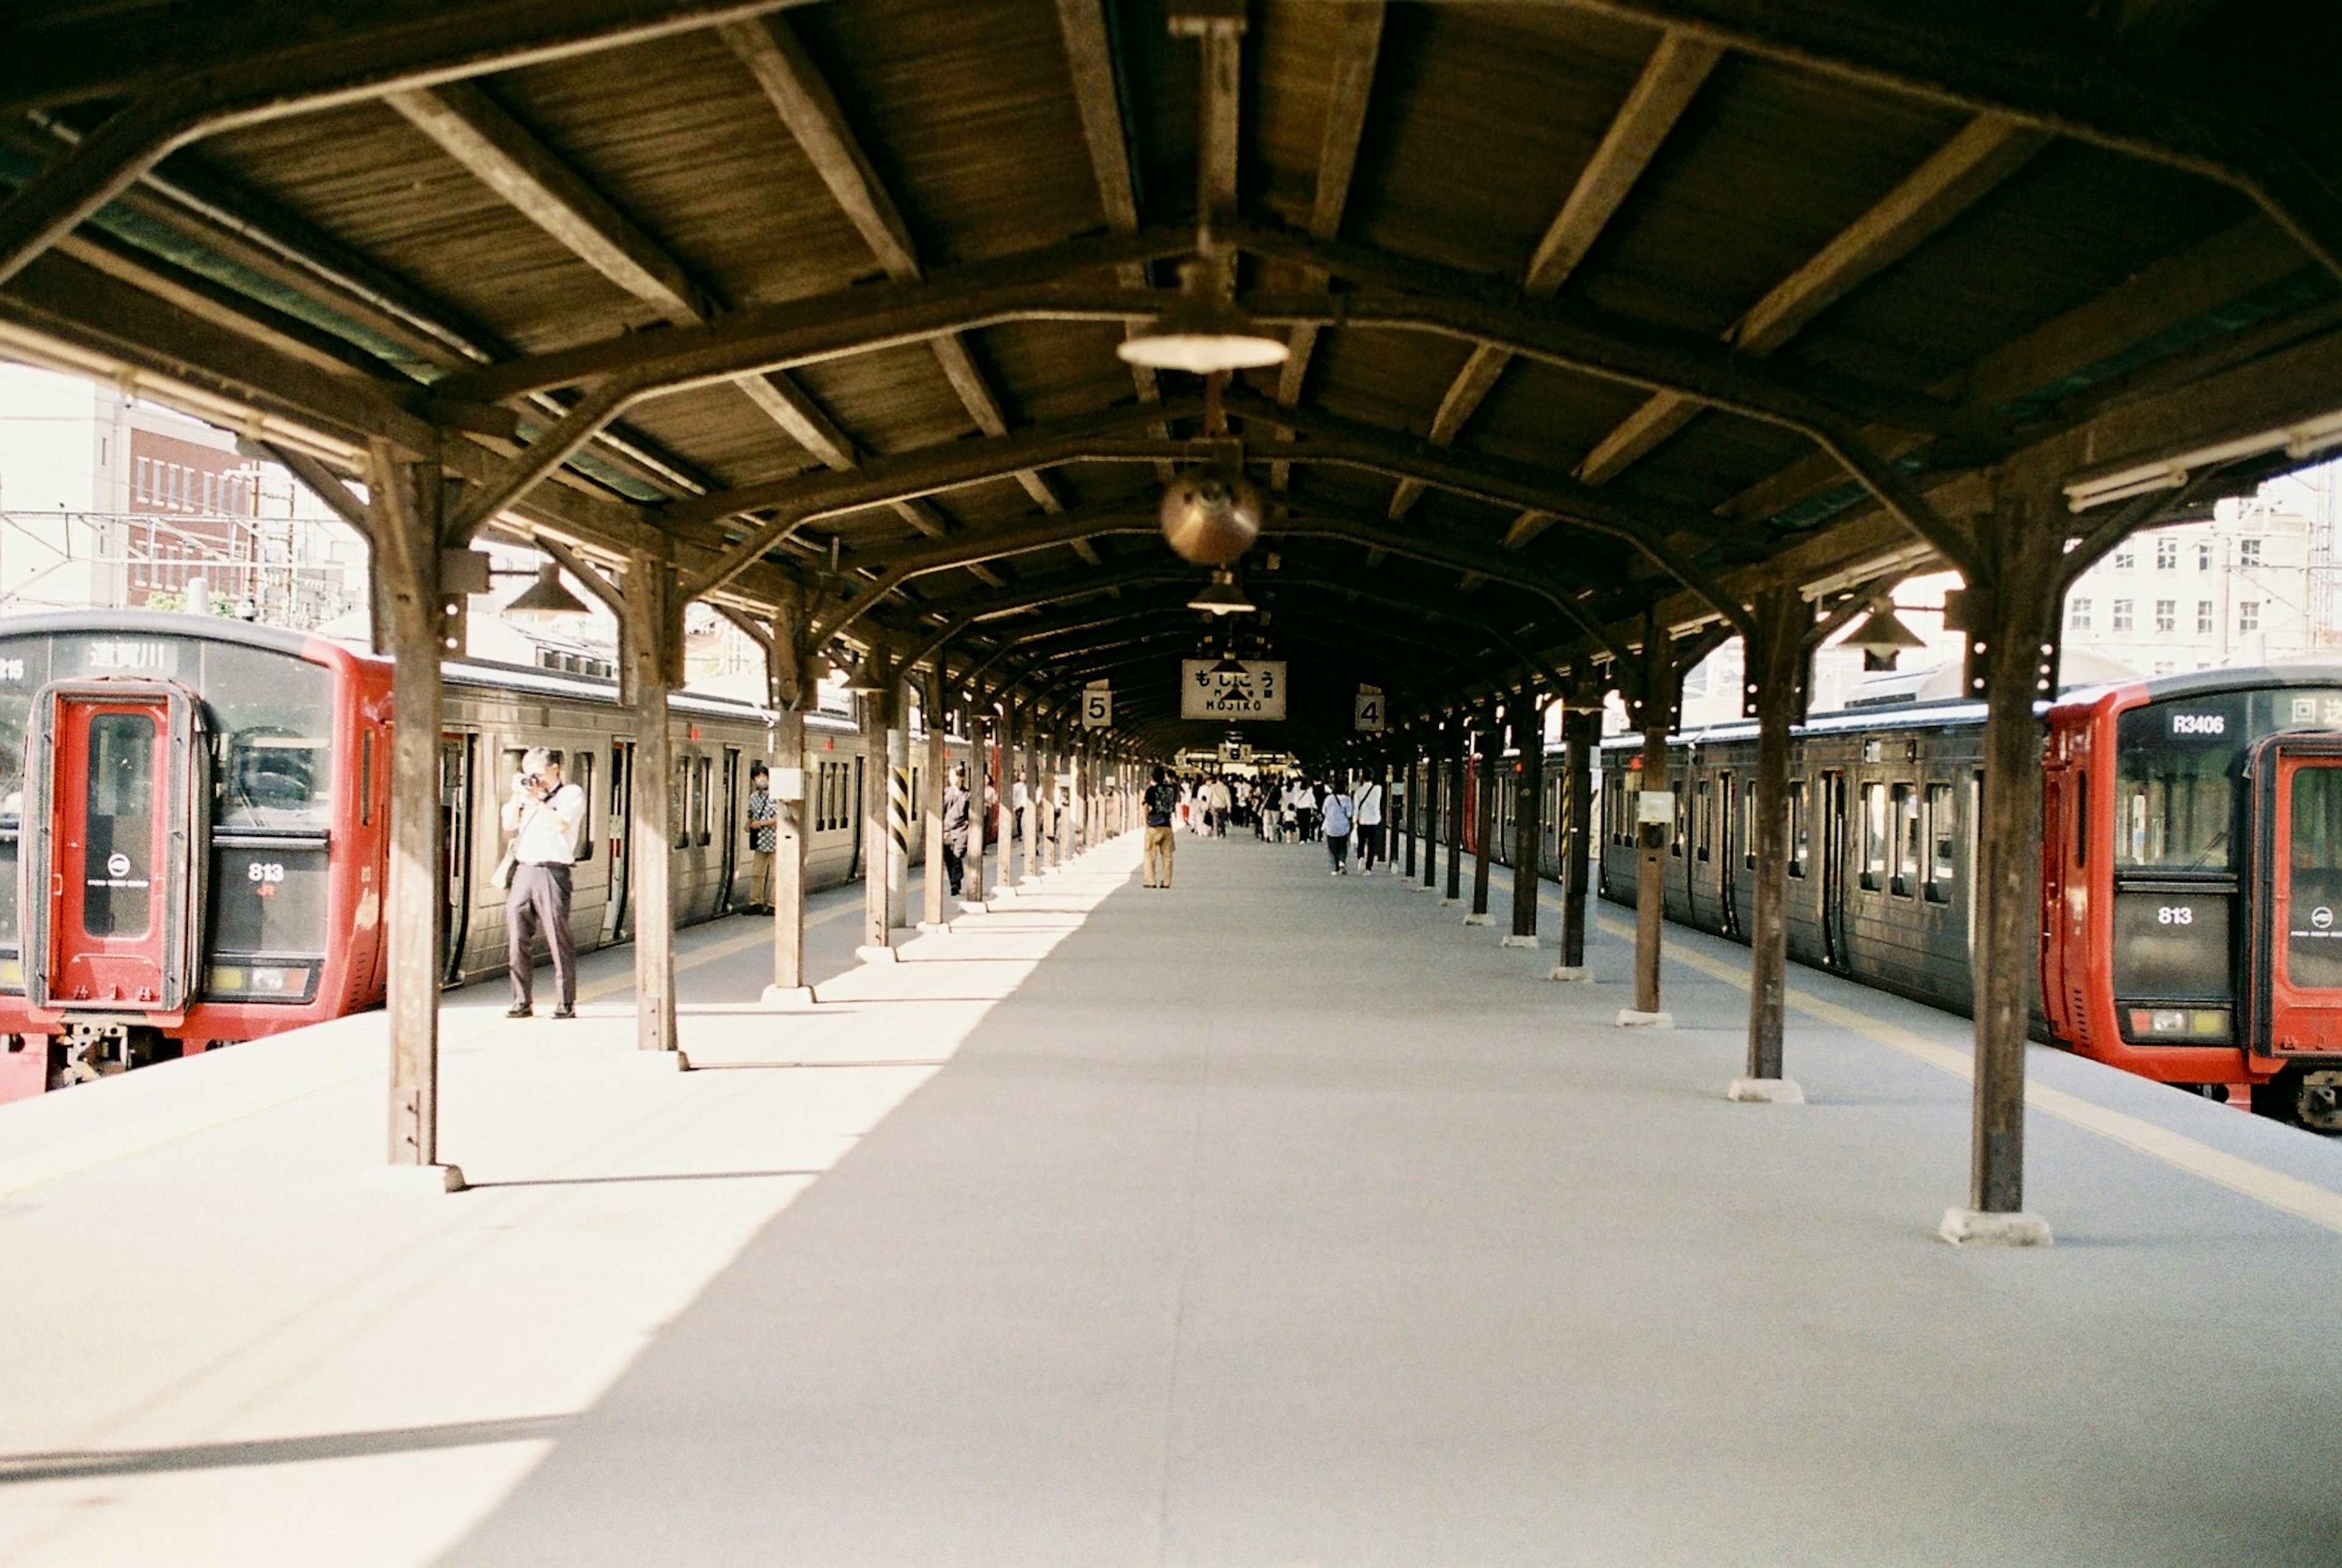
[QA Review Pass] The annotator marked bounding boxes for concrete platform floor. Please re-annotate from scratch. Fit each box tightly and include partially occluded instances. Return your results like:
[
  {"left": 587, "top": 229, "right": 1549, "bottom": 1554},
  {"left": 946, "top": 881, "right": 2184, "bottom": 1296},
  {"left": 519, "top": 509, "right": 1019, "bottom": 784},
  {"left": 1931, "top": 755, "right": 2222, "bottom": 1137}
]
[{"left": 5, "top": 832, "right": 2342, "bottom": 1564}]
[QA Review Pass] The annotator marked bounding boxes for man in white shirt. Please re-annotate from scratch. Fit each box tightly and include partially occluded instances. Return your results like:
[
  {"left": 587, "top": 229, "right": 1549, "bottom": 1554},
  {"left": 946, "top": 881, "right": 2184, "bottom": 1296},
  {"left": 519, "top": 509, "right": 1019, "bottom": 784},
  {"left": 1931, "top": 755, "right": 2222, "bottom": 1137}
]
[
  {"left": 1355, "top": 773, "right": 1386, "bottom": 873},
  {"left": 502, "top": 746, "right": 586, "bottom": 1018}
]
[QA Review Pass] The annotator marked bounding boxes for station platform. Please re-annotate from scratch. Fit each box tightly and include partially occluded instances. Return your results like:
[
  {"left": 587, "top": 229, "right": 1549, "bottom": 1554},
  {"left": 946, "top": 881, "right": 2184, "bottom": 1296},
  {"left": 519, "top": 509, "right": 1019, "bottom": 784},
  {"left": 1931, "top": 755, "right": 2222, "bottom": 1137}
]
[{"left": 5, "top": 832, "right": 2342, "bottom": 1566}]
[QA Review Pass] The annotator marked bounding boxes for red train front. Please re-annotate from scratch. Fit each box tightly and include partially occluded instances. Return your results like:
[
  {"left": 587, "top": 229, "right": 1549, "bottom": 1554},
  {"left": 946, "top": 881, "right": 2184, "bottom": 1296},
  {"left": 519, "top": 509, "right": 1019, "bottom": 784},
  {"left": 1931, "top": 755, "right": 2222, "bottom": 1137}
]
[
  {"left": 0, "top": 613, "right": 390, "bottom": 1100},
  {"left": 2042, "top": 666, "right": 2342, "bottom": 1128}
]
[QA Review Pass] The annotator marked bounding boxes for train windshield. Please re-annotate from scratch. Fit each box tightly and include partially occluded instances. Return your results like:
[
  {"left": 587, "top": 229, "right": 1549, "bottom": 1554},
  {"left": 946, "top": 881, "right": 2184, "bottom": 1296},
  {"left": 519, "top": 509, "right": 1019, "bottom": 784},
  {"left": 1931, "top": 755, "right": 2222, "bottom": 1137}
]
[
  {"left": 0, "top": 632, "right": 335, "bottom": 829},
  {"left": 2116, "top": 689, "right": 2342, "bottom": 871}
]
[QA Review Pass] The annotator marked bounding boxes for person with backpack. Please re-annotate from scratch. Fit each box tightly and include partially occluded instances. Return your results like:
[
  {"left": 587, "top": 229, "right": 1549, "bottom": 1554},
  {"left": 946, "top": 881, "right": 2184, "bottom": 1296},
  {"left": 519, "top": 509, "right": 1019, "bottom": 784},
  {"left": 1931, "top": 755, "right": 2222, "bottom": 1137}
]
[
  {"left": 744, "top": 761, "right": 778, "bottom": 913},
  {"left": 1143, "top": 764, "right": 1180, "bottom": 889},
  {"left": 501, "top": 745, "right": 586, "bottom": 1018},
  {"left": 1354, "top": 771, "right": 1385, "bottom": 875},
  {"left": 1320, "top": 775, "right": 1356, "bottom": 876}
]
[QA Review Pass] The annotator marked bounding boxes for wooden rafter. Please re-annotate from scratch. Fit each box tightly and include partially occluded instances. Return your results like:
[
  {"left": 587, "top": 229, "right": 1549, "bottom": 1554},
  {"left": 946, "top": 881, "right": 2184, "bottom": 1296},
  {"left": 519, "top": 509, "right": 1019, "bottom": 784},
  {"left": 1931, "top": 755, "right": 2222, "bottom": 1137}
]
[{"left": 1388, "top": 32, "right": 1719, "bottom": 523}]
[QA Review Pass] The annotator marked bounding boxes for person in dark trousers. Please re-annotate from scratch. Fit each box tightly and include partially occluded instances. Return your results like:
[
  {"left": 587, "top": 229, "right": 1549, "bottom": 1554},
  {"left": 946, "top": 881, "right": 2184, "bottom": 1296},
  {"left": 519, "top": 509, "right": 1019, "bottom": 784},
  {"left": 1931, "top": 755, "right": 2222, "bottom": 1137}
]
[
  {"left": 1355, "top": 773, "right": 1385, "bottom": 874},
  {"left": 1143, "top": 765, "right": 1180, "bottom": 888},
  {"left": 941, "top": 763, "right": 970, "bottom": 897},
  {"left": 1321, "top": 776, "right": 1356, "bottom": 875},
  {"left": 503, "top": 746, "right": 585, "bottom": 1018},
  {"left": 745, "top": 761, "right": 777, "bottom": 913}
]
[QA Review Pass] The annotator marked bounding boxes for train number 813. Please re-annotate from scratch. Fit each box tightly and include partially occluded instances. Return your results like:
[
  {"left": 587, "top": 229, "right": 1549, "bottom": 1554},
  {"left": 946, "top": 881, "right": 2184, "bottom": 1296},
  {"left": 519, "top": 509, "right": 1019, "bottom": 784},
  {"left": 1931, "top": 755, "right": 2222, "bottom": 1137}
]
[{"left": 2156, "top": 905, "right": 2195, "bottom": 926}]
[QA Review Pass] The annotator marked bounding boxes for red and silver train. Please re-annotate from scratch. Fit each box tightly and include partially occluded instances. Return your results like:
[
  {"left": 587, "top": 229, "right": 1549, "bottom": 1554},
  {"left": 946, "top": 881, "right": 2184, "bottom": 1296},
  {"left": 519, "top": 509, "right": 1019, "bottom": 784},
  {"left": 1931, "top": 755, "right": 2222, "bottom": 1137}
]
[
  {"left": 0, "top": 612, "right": 960, "bottom": 1103},
  {"left": 1597, "top": 665, "right": 2342, "bottom": 1129}
]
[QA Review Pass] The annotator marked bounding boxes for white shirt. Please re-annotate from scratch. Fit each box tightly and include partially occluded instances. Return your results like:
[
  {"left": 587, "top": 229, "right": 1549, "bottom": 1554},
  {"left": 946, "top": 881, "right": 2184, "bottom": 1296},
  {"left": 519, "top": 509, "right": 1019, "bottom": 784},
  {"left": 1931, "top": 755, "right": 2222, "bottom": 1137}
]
[
  {"left": 1355, "top": 782, "right": 1383, "bottom": 826},
  {"left": 1289, "top": 785, "right": 1316, "bottom": 810},
  {"left": 506, "top": 781, "right": 585, "bottom": 864},
  {"left": 1012, "top": 779, "right": 1030, "bottom": 810}
]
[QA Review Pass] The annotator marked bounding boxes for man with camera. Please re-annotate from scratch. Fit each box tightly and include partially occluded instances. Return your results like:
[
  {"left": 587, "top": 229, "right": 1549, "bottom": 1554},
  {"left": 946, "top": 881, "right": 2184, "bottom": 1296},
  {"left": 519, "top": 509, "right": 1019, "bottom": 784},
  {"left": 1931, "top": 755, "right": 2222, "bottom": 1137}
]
[{"left": 503, "top": 746, "right": 586, "bottom": 1019}]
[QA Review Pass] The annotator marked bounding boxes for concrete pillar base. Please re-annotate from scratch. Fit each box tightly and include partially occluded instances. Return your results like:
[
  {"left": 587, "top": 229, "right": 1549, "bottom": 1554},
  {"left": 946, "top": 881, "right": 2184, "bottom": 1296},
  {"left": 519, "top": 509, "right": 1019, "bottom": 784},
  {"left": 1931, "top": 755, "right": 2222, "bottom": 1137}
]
[
  {"left": 360, "top": 1162, "right": 467, "bottom": 1195},
  {"left": 1462, "top": 912, "right": 1494, "bottom": 926},
  {"left": 760, "top": 984, "right": 818, "bottom": 1006},
  {"left": 1500, "top": 934, "right": 1539, "bottom": 950},
  {"left": 855, "top": 944, "right": 901, "bottom": 965},
  {"left": 618, "top": 1048, "right": 692, "bottom": 1073},
  {"left": 1938, "top": 1208, "right": 2054, "bottom": 1248},
  {"left": 1441, "top": 897, "right": 1462, "bottom": 908},
  {"left": 958, "top": 900, "right": 991, "bottom": 915},
  {"left": 1614, "top": 1009, "right": 1673, "bottom": 1028},
  {"left": 1727, "top": 1076, "right": 1805, "bottom": 1104},
  {"left": 1548, "top": 965, "right": 1592, "bottom": 983},
  {"left": 917, "top": 920, "right": 951, "bottom": 934}
]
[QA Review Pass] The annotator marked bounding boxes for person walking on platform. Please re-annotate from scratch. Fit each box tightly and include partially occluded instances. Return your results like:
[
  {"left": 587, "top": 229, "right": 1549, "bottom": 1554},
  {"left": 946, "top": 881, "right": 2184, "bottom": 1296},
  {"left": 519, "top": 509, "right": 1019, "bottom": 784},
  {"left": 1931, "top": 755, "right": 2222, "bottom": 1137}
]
[
  {"left": 1321, "top": 777, "right": 1355, "bottom": 874},
  {"left": 743, "top": 762, "right": 776, "bottom": 914},
  {"left": 1289, "top": 777, "right": 1317, "bottom": 843},
  {"left": 501, "top": 746, "right": 586, "bottom": 1018},
  {"left": 1355, "top": 773, "right": 1385, "bottom": 875},
  {"left": 1207, "top": 775, "right": 1233, "bottom": 838},
  {"left": 941, "top": 764, "right": 970, "bottom": 897},
  {"left": 1143, "top": 765, "right": 1180, "bottom": 889}
]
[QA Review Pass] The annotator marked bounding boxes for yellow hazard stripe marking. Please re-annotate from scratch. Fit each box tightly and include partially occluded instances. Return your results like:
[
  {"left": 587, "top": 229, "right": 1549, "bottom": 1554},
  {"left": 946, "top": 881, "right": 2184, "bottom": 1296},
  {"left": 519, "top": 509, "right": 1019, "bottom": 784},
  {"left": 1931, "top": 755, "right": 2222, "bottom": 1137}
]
[{"left": 1585, "top": 909, "right": 2342, "bottom": 1236}]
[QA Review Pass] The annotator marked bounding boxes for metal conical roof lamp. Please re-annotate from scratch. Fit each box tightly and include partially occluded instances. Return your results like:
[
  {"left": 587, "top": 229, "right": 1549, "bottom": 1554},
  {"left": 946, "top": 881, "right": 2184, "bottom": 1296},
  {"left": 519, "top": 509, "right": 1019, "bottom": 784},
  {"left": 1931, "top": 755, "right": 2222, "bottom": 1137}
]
[
  {"left": 504, "top": 562, "right": 592, "bottom": 621},
  {"left": 1189, "top": 568, "right": 1256, "bottom": 617},
  {"left": 1841, "top": 601, "right": 1927, "bottom": 656},
  {"left": 1119, "top": 259, "right": 1289, "bottom": 375}
]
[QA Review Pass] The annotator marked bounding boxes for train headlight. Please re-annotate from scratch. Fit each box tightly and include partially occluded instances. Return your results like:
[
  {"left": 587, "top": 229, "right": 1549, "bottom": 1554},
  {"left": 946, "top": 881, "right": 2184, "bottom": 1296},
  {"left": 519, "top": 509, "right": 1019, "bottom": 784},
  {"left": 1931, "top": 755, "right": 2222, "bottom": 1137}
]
[
  {"left": 207, "top": 964, "right": 312, "bottom": 1000},
  {"left": 2126, "top": 1007, "right": 2232, "bottom": 1041},
  {"left": 0, "top": 958, "right": 21, "bottom": 989}
]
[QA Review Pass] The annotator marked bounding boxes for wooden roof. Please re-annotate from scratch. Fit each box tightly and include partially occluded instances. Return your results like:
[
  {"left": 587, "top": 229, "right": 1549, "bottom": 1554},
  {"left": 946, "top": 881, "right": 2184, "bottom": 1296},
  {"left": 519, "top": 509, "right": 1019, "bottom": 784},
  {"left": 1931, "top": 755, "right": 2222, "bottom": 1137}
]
[{"left": 2, "top": 0, "right": 2338, "bottom": 751}]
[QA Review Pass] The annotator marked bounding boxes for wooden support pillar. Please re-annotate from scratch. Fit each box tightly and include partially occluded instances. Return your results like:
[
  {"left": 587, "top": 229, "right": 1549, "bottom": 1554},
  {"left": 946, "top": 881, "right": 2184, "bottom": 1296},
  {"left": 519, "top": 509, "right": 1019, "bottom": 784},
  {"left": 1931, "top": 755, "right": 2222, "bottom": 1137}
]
[
  {"left": 1508, "top": 693, "right": 1544, "bottom": 944},
  {"left": 1735, "top": 587, "right": 1811, "bottom": 1100},
  {"left": 922, "top": 669, "right": 948, "bottom": 928},
  {"left": 1625, "top": 620, "right": 1686, "bottom": 1024},
  {"left": 1433, "top": 720, "right": 1452, "bottom": 903},
  {"left": 765, "top": 593, "right": 812, "bottom": 1001},
  {"left": 1022, "top": 723, "right": 1045, "bottom": 882},
  {"left": 1947, "top": 470, "right": 2068, "bottom": 1242},
  {"left": 1403, "top": 750, "right": 1419, "bottom": 878},
  {"left": 367, "top": 439, "right": 462, "bottom": 1189},
  {"left": 622, "top": 543, "right": 683, "bottom": 1060},
  {"left": 1556, "top": 702, "right": 1597, "bottom": 978},
  {"left": 860, "top": 675, "right": 895, "bottom": 954},
  {"left": 1469, "top": 710, "right": 1497, "bottom": 922},
  {"left": 965, "top": 692, "right": 990, "bottom": 909},
  {"left": 886, "top": 681, "right": 910, "bottom": 929}
]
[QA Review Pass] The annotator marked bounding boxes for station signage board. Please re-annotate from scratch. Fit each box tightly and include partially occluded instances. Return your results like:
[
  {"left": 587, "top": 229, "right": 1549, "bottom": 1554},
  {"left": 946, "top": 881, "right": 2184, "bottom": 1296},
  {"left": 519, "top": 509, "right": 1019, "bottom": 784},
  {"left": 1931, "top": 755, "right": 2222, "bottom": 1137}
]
[{"left": 1180, "top": 659, "right": 1286, "bottom": 721}]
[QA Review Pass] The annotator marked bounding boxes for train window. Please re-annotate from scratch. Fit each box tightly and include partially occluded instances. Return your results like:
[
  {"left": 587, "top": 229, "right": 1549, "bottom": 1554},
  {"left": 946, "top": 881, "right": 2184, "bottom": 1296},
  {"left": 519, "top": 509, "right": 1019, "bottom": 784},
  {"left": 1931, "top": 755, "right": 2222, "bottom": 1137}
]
[
  {"left": 207, "top": 645, "right": 335, "bottom": 829},
  {"left": 2115, "top": 698, "right": 2249, "bottom": 870},
  {"left": 1671, "top": 787, "right": 1686, "bottom": 857},
  {"left": 1925, "top": 782, "right": 1955, "bottom": 902},
  {"left": 1890, "top": 784, "right": 1919, "bottom": 896},
  {"left": 2288, "top": 768, "right": 2342, "bottom": 990},
  {"left": 2074, "top": 771, "right": 2087, "bottom": 867},
  {"left": 1695, "top": 778, "right": 1710, "bottom": 862},
  {"left": 0, "top": 635, "right": 51, "bottom": 818},
  {"left": 359, "top": 730, "right": 373, "bottom": 826},
  {"left": 1861, "top": 781, "right": 1887, "bottom": 890},
  {"left": 673, "top": 759, "right": 690, "bottom": 850},
  {"left": 84, "top": 713, "right": 156, "bottom": 938},
  {"left": 571, "top": 752, "right": 594, "bottom": 860},
  {"left": 695, "top": 756, "right": 713, "bottom": 846},
  {"left": 1741, "top": 779, "right": 1755, "bottom": 869},
  {"left": 1789, "top": 780, "right": 1809, "bottom": 878}
]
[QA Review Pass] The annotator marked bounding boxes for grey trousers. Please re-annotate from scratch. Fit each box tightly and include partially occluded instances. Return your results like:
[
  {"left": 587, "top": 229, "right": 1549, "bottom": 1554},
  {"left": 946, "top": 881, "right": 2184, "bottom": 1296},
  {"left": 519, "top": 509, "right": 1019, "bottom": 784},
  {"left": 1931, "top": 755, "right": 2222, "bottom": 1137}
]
[{"left": 507, "top": 861, "right": 576, "bottom": 1009}]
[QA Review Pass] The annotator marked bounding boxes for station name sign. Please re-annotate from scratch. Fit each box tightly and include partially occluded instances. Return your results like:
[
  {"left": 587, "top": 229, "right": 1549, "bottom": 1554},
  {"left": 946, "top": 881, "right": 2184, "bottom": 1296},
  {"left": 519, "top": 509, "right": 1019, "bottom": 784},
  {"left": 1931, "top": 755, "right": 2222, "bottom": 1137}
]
[{"left": 1180, "top": 659, "right": 1286, "bottom": 721}]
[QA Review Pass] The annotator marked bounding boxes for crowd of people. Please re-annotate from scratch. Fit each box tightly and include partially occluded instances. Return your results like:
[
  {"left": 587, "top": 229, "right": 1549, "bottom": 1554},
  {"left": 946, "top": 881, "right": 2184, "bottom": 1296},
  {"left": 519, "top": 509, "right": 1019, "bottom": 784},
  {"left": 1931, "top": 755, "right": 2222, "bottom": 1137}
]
[{"left": 1141, "top": 768, "right": 1392, "bottom": 877}]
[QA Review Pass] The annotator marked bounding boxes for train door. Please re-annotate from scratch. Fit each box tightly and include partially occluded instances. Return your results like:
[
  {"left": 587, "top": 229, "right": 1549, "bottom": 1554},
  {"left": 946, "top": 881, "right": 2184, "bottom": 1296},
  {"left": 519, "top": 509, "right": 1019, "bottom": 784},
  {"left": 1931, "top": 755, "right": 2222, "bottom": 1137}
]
[
  {"left": 21, "top": 682, "right": 207, "bottom": 1033},
  {"left": 604, "top": 740, "right": 633, "bottom": 940},
  {"left": 2249, "top": 739, "right": 2342, "bottom": 1078},
  {"left": 440, "top": 736, "right": 473, "bottom": 982},
  {"left": 1718, "top": 770, "right": 1741, "bottom": 938},
  {"left": 717, "top": 747, "right": 741, "bottom": 912},
  {"left": 1819, "top": 770, "right": 1849, "bottom": 970}
]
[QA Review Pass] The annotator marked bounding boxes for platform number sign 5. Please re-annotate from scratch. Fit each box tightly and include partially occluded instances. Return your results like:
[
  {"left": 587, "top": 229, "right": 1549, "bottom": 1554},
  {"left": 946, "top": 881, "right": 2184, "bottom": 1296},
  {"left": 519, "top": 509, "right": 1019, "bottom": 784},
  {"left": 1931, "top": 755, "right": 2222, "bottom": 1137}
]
[
  {"left": 1082, "top": 682, "right": 1112, "bottom": 729},
  {"left": 1355, "top": 690, "right": 1384, "bottom": 733}
]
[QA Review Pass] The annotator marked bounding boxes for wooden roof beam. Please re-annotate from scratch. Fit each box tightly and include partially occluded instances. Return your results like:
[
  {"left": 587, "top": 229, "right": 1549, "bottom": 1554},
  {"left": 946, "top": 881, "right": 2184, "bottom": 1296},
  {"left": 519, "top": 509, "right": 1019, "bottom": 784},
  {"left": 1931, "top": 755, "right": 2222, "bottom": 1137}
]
[
  {"left": 1275, "top": 2, "right": 1384, "bottom": 484},
  {"left": 0, "top": 0, "right": 795, "bottom": 288},
  {"left": 1388, "top": 32, "right": 1719, "bottom": 521},
  {"left": 720, "top": 14, "right": 1064, "bottom": 514},
  {"left": 1575, "top": 112, "right": 2049, "bottom": 487},
  {"left": 1547, "top": 0, "right": 2342, "bottom": 281},
  {"left": 1051, "top": 0, "right": 1166, "bottom": 418}
]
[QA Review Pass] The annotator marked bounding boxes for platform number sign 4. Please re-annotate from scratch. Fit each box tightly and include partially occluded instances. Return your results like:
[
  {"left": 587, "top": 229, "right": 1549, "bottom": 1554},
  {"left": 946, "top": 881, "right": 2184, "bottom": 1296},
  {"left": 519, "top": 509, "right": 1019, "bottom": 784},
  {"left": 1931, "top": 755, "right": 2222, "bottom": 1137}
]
[
  {"left": 1083, "top": 682, "right": 1112, "bottom": 729},
  {"left": 1355, "top": 689, "right": 1384, "bottom": 733}
]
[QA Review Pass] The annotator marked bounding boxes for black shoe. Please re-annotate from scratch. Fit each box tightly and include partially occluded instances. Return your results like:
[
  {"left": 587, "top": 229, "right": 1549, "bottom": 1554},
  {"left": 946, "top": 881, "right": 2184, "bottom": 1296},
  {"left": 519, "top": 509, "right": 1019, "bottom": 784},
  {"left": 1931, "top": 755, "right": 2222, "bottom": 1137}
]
[
  {"left": 551, "top": 1006, "right": 576, "bottom": 1020},
  {"left": 505, "top": 1004, "right": 532, "bottom": 1019}
]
